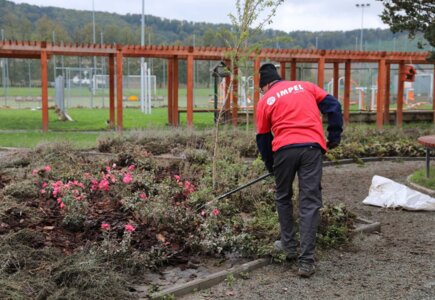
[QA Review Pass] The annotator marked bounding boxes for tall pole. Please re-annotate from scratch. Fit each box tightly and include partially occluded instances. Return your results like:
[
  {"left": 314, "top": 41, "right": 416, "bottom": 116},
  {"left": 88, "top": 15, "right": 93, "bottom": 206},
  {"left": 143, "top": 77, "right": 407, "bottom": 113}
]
[
  {"left": 356, "top": 3, "right": 370, "bottom": 51},
  {"left": 91, "top": 0, "right": 96, "bottom": 107},
  {"left": 101, "top": 31, "right": 105, "bottom": 107},
  {"left": 52, "top": 31, "right": 57, "bottom": 80},
  {"left": 1, "top": 28, "right": 8, "bottom": 105},
  {"left": 140, "top": 0, "right": 146, "bottom": 113}
]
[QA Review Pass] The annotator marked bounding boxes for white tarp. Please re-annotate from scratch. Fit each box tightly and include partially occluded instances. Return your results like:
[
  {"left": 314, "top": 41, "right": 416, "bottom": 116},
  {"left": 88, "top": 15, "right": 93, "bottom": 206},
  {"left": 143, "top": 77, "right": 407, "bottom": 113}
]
[{"left": 362, "top": 175, "right": 435, "bottom": 211}]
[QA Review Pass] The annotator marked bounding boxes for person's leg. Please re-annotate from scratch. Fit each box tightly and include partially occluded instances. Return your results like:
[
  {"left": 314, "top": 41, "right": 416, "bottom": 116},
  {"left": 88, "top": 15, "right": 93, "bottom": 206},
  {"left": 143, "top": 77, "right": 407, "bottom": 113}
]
[
  {"left": 273, "top": 148, "right": 300, "bottom": 252},
  {"left": 297, "top": 147, "right": 323, "bottom": 266}
]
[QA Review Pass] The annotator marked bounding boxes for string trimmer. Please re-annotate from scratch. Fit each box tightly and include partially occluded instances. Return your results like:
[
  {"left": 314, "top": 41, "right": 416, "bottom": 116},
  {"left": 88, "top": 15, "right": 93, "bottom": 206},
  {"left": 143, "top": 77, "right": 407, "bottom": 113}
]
[{"left": 197, "top": 172, "right": 272, "bottom": 211}]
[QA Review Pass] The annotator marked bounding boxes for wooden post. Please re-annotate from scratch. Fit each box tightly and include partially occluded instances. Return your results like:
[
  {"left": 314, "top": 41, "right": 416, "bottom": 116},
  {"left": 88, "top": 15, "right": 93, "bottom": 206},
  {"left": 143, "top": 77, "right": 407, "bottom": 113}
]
[
  {"left": 254, "top": 57, "right": 261, "bottom": 123},
  {"left": 333, "top": 62, "right": 339, "bottom": 98},
  {"left": 317, "top": 56, "right": 325, "bottom": 88},
  {"left": 186, "top": 55, "right": 194, "bottom": 127},
  {"left": 377, "top": 59, "right": 386, "bottom": 129},
  {"left": 224, "top": 59, "right": 231, "bottom": 123},
  {"left": 167, "top": 58, "right": 174, "bottom": 125},
  {"left": 108, "top": 54, "right": 115, "bottom": 127},
  {"left": 433, "top": 64, "right": 435, "bottom": 127},
  {"left": 383, "top": 63, "right": 391, "bottom": 125},
  {"left": 290, "top": 59, "right": 297, "bottom": 81},
  {"left": 116, "top": 46, "right": 123, "bottom": 131},
  {"left": 396, "top": 62, "right": 405, "bottom": 127},
  {"left": 172, "top": 57, "right": 179, "bottom": 126},
  {"left": 344, "top": 60, "right": 351, "bottom": 125},
  {"left": 232, "top": 66, "right": 238, "bottom": 126},
  {"left": 40, "top": 45, "right": 49, "bottom": 132},
  {"left": 280, "top": 62, "right": 286, "bottom": 79}
]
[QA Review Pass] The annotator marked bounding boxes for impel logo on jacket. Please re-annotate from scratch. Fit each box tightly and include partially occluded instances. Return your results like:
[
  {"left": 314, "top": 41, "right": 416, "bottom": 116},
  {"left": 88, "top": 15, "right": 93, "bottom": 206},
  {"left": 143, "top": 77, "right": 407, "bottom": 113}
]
[
  {"left": 266, "top": 96, "right": 276, "bottom": 106},
  {"left": 275, "top": 84, "right": 304, "bottom": 98}
]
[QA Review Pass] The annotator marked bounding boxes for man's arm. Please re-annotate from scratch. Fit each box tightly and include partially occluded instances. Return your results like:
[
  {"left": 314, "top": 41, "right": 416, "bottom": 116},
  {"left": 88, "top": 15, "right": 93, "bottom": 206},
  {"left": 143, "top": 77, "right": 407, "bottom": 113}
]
[
  {"left": 256, "top": 132, "right": 274, "bottom": 173},
  {"left": 318, "top": 94, "right": 343, "bottom": 148}
]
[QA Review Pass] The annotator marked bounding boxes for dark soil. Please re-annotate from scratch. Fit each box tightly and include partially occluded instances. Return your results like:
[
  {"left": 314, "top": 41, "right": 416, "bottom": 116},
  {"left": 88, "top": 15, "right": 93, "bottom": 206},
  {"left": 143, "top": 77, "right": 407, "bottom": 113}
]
[{"left": 182, "top": 160, "right": 435, "bottom": 300}]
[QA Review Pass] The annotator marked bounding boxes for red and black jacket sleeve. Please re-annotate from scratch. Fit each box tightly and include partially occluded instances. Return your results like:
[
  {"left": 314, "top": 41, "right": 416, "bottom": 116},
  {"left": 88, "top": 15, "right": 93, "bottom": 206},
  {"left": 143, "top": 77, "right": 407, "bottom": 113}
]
[
  {"left": 318, "top": 94, "right": 343, "bottom": 145},
  {"left": 256, "top": 99, "right": 274, "bottom": 173}
]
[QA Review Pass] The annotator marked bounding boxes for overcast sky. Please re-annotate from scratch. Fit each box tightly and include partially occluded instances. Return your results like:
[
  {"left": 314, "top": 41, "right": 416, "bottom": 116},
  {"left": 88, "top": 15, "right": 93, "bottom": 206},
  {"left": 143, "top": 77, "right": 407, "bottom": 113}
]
[{"left": 9, "top": 0, "right": 389, "bottom": 32}]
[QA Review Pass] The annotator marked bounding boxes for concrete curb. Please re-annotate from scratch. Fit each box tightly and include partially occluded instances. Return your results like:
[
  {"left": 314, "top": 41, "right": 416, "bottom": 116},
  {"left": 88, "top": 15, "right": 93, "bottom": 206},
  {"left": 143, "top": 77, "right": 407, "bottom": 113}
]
[
  {"left": 406, "top": 175, "right": 435, "bottom": 197},
  {"left": 149, "top": 258, "right": 270, "bottom": 299}
]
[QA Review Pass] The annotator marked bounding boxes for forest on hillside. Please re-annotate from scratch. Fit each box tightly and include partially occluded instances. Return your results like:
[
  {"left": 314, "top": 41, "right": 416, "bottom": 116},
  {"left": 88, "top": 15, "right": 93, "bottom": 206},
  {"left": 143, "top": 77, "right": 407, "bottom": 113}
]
[{"left": 0, "top": 0, "right": 430, "bottom": 51}]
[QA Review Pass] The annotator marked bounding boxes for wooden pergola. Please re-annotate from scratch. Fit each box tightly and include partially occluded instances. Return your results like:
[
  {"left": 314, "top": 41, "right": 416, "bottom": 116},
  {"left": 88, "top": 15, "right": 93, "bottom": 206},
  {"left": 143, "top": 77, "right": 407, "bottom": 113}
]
[{"left": 1, "top": 40, "right": 434, "bottom": 131}]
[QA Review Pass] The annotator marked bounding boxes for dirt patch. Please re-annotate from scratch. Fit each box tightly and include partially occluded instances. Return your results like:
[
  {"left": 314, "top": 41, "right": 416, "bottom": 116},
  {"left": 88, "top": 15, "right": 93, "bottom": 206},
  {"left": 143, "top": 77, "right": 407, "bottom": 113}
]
[{"left": 181, "top": 160, "right": 435, "bottom": 299}]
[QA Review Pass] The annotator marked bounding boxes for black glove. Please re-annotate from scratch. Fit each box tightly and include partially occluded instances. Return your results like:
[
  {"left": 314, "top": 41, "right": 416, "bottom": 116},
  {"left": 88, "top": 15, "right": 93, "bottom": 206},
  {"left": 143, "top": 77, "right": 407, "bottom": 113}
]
[{"left": 327, "top": 141, "right": 340, "bottom": 150}]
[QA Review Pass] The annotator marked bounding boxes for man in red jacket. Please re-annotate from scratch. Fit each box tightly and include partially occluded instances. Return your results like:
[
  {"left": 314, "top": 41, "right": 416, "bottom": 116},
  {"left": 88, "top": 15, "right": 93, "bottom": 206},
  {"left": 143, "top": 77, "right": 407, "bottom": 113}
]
[{"left": 256, "top": 63, "right": 343, "bottom": 277}]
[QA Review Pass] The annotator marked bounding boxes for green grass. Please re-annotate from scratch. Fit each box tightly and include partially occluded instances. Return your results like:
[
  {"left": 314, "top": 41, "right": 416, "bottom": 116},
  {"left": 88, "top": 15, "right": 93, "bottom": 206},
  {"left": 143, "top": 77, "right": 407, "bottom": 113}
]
[
  {"left": 409, "top": 167, "right": 435, "bottom": 190},
  {"left": 0, "top": 107, "right": 225, "bottom": 131},
  {"left": 2, "top": 87, "right": 213, "bottom": 98},
  {"left": 0, "top": 132, "right": 101, "bottom": 149}
]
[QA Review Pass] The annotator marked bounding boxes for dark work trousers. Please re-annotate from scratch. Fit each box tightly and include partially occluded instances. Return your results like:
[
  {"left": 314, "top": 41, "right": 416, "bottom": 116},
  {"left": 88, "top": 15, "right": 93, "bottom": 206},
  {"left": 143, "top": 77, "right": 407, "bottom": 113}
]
[{"left": 273, "top": 146, "right": 323, "bottom": 264}]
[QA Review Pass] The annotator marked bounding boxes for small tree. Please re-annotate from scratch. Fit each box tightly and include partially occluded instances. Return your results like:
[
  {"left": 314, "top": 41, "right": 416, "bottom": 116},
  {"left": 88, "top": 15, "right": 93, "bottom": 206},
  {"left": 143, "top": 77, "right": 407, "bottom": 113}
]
[
  {"left": 378, "top": 0, "right": 435, "bottom": 61},
  {"left": 211, "top": 0, "right": 284, "bottom": 190}
]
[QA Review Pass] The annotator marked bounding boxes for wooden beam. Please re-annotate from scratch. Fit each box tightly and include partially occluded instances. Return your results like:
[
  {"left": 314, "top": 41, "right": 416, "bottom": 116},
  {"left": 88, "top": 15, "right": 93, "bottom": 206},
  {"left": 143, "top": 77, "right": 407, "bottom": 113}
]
[
  {"left": 116, "top": 46, "right": 123, "bottom": 131},
  {"left": 333, "top": 62, "right": 339, "bottom": 98},
  {"left": 254, "top": 57, "right": 261, "bottom": 123},
  {"left": 383, "top": 63, "right": 391, "bottom": 125},
  {"left": 108, "top": 54, "right": 115, "bottom": 127},
  {"left": 396, "top": 62, "right": 405, "bottom": 127},
  {"left": 232, "top": 66, "right": 238, "bottom": 127},
  {"left": 40, "top": 48, "right": 49, "bottom": 132},
  {"left": 280, "top": 62, "right": 286, "bottom": 79},
  {"left": 172, "top": 57, "right": 179, "bottom": 126},
  {"left": 344, "top": 60, "right": 351, "bottom": 125},
  {"left": 224, "top": 59, "right": 231, "bottom": 123},
  {"left": 186, "top": 55, "right": 194, "bottom": 127},
  {"left": 167, "top": 58, "right": 174, "bottom": 125},
  {"left": 290, "top": 59, "right": 297, "bottom": 81},
  {"left": 317, "top": 56, "right": 325, "bottom": 88},
  {"left": 377, "top": 59, "right": 386, "bottom": 129},
  {"left": 433, "top": 64, "right": 435, "bottom": 127}
]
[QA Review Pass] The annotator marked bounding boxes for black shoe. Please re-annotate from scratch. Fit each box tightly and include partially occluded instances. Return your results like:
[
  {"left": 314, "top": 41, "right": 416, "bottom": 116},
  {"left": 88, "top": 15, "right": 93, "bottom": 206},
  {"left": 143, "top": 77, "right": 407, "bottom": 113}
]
[
  {"left": 273, "top": 240, "right": 298, "bottom": 260},
  {"left": 298, "top": 261, "right": 315, "bottom": 278}
]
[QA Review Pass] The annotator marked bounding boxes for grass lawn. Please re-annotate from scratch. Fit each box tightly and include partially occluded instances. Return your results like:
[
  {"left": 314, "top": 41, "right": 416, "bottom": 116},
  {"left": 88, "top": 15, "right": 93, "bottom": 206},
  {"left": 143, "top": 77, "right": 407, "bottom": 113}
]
[
  {"left": 0, "top": 131, "right": 101, "bottom": 149},
  {"left": 0, "top": 107, "right": 233, "bottom": 131},
  {"left": 409, "top": 167, "right": 435, "bottom": 190}
]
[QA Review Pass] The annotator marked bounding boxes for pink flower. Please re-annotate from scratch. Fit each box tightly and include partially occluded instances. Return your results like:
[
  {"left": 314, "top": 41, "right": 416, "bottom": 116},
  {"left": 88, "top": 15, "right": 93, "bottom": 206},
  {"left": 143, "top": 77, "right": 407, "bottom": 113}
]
[
  {"left": 106, "top": 166, "right": 111, "bottom": 172},
  {"left": 91, "top": 180, "right": 99, "bottom": 191},
  {"left": 128, "top": 165, "right": 136, "bottom": 171},
  {"left": 183, "top": 181, "right": 195, "bottom": 195},
  {"left": 200, "top": 210, "right": 206, "bottom": 216},
  {"left": 101, "top": 223, "right": 110, "bottom": 230},
  {"left": 124, "top": 224, "right": 136, "bottom": 232},
  {"left": 42, "top": 182, "right": 48, "bottom": 188},
  {"left": 32, "top": 169, "right": 38, "bottom": 176},
  {"left": 174, "top": 175, "right": 181, "bottom": 182},
  {"left": 39, "top": 189, "right": 46, "bottom": 194},
  {"left": 139, "top": 193, "right": 147, "bottom": 200},
  {"left": 123, "top": 173, "right": 133, "bottom": 184},
  {"left": 98, "top": 179, "right": 110, "bottom": 191},
  {"left": 44, "top": 165, "right": 52, "bottom": 172},
  {"left": 213, "top": 209, "right": 220, "bottom": 216},
  {"left": 112, "top": 163, "right": 117, "bottom": 168}
]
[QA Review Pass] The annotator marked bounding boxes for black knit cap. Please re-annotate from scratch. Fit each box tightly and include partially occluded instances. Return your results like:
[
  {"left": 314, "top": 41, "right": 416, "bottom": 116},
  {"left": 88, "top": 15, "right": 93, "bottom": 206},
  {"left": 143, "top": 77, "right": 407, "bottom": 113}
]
[{"left": 259, "top": 63, "right": 281, "bottom": 88}]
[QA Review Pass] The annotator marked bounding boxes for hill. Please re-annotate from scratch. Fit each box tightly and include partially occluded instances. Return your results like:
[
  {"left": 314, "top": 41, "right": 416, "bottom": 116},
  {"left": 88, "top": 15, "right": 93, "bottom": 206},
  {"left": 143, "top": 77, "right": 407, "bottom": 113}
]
[{"left": 0, "top": 0, "right": 430, "bottom": 52}]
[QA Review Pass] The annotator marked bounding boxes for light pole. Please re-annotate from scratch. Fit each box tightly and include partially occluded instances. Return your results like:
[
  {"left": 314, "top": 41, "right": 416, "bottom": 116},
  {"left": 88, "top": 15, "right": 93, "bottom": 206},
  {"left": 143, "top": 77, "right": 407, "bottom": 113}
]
[
  {"left": 355, "top": 3, "right": 370, "bottom": 51},
  {"left": 91, "top": 0, "right": 96, "bottom": 107},
  {"left": 140, "top": 0, "right": 148, "bottom": 114}
]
